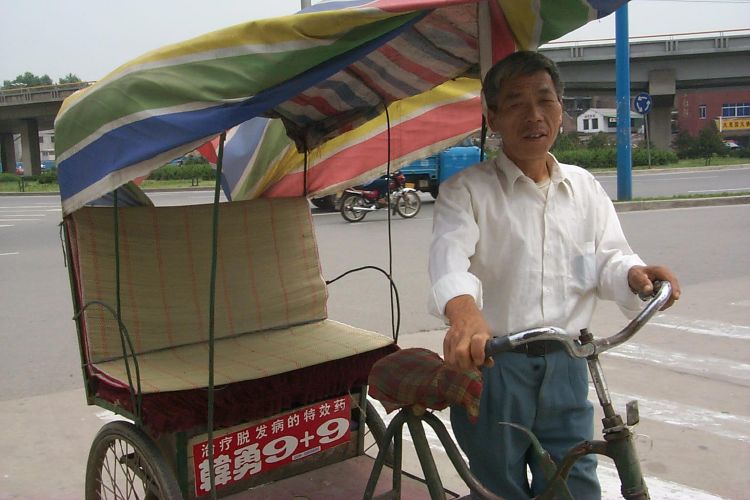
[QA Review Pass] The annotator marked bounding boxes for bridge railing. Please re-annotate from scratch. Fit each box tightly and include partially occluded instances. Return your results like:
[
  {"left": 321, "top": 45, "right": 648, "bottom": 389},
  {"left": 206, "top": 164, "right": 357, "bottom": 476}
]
[{"left": 0, "top": 82, "right": 92, "bottom": 105}]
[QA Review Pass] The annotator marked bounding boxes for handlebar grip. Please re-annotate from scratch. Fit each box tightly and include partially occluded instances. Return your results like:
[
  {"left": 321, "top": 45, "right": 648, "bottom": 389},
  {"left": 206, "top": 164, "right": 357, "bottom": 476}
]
[
  {"left": 638, "top": 280, "right": 664, "bottom": 301},
  {"left": 485, "top": 335, "right": 513, "bottom": 358}
]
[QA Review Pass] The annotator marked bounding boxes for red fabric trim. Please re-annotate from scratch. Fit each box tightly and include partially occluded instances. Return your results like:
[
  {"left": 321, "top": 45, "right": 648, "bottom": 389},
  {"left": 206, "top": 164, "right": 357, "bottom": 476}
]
[
  {"left": 93, "top": 345, "right": 398, "bottom": 435},
  {"left": 489, "top": 0, "right": 516, "bottom": 62}
]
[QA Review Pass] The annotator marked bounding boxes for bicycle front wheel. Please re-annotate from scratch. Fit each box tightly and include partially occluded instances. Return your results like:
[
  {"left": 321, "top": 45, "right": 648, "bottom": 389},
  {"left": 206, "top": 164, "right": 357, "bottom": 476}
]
[{"left": 85, "top": 421, "right": 181, "bottom": 500}]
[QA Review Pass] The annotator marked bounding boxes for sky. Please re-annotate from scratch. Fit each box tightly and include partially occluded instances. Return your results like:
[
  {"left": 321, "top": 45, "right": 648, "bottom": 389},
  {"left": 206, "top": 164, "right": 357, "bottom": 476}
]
[{"left": 1, "top": 0, "right": 748, "bottom": 83}]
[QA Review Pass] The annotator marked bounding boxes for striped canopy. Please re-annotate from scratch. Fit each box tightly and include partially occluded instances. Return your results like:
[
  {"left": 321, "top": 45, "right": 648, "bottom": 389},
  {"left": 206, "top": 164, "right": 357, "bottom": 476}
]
[{"left": 55, "top": 0, "right": 628, "bottom": 214}]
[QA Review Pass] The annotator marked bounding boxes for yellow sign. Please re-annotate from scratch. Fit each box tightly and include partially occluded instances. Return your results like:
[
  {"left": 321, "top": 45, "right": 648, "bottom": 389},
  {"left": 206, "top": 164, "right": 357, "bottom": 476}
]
[{"left": 718, "top": 117, "right": 750, "bottom": 131}]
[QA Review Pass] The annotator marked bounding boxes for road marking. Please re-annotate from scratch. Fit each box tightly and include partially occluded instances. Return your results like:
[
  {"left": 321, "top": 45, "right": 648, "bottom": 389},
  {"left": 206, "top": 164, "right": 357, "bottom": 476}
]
[
  {"left": 607, "top": 391, "right": 750, "bottom": 443},
  {"left": 0, "top": 224, "right": 12, "bottom": 228},
  {"left": 597, "top": 464, "right": 722, "bottom": 500},
  {"left": 370, "top": 401, "right": 723, "bottom": 498},
  {"left": 650, "top": 315, "right": 750, "bottom": 340},
  {"left": 95, "top": 410, "right": 128, "bottom": 423},
  {"left": 0, "top": 252, "right": 19, "bottom": 256},
  {"left": 0, "top": 219, "right": 44, "bottom": 222},
  {"left": 688, "top": 187, "right": 750, "bottom": 193},
  {"left": 311, "top": 211, "right": 344, "bottom": 217},
  {"left": 0, "top": 205, "right": 60, "bottom": 209},
  {"left": 605, "top": 343, "right": 750, "bottom": 384}
]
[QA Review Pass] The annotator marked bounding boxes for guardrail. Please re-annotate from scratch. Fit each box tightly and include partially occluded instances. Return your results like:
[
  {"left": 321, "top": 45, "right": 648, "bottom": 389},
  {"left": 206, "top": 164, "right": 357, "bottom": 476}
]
[{"left": 0, "top": 81, "right": 92, "bottom": 105}]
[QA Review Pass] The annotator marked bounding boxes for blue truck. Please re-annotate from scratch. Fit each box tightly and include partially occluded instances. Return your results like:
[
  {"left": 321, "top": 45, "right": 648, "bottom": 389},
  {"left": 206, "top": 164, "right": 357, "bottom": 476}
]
[{"left": 399, "top": 145, "right": 481, "bottom": 198}]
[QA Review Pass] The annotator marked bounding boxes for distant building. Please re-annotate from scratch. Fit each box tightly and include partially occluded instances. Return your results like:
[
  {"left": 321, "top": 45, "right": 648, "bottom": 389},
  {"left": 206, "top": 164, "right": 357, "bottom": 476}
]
[
  {"left": 576, "top": 108, "right": 643, "bottom": 134},
  {"left": 676, "top": 88, "right": 750, "bottom": 145},
  {"left": 13, "top": 130, "right": 55, "bottom": 165}
]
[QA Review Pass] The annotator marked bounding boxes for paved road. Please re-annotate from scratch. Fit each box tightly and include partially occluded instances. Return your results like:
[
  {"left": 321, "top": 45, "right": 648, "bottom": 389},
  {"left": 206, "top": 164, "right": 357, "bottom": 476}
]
[
  {"left": 0, "top": 183, "right": 748, "bottom": 497},
  {"left": 595, "top": 165, "right": 750, "bottom": 199}
]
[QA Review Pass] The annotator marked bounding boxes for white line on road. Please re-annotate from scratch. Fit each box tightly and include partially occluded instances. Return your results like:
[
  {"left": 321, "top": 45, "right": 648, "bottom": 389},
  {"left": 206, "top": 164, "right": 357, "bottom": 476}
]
[
  {"left": 0, "top": 252, "right": 19, "bottom": 256},
  {"left": 0, "top": 219, "right": 44, "bottom": 222},
  {"left": 605, "top": 343, "right": 750, "bottom": 384},
  {"left": 311, "top": 211, "right": 344, "bottom": 217},
  {"left": 650, "top": 315, "right": 750, "bottom": 340},
  {"left": 636, "top": 175, "right": 718, "bottom": 182},
  {"left": 608, "top": 392, "right": 750, "bottom": 443},
  {"left": 0, "top": 224, "right": 12, "bottom": 228},
  {"left": 597, "top": 464, "right": 722, "bottom": 499},
  {"left": 688, "top": 187, "right": 750, "bottom": 193},
  {"left": 0, "top": 205, "right": 60, "bottom": 209}
]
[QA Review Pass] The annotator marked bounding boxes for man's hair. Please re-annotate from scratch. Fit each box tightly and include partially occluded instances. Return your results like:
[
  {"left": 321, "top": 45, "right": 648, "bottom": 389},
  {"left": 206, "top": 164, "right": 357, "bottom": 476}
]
[{"left": 482, "top": 51, "right": 563, "bottom": 111}]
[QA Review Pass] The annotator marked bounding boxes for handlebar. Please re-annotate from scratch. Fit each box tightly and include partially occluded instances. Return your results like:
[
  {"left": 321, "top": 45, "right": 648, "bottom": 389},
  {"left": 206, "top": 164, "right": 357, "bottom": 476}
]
[{"left": 485, "top": 281, "right": 672, "bottom": 359}]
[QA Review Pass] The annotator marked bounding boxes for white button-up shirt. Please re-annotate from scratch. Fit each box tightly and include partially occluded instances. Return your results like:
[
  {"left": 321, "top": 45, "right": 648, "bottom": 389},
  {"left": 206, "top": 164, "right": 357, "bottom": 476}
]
[{"left": 428, "top": 151, "right": 645, "bottom": 336}]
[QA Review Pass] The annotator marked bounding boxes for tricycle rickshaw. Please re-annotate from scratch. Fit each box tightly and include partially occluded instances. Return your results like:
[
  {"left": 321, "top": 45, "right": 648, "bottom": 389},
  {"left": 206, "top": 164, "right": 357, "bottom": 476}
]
[{"left": 54, "top": 0, "right": 662, "bottom": 498}]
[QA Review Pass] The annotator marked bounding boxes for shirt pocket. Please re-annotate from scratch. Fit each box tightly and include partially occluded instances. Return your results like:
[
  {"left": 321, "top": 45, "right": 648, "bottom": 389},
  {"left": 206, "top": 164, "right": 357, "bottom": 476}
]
[{"left": 568, "top": 240, "right": 596, "bottom": 294}]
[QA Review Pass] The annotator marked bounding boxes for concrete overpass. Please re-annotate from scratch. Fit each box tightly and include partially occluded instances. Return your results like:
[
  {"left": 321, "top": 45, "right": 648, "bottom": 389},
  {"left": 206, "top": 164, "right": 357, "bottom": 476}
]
[
  {"left": 540, "top": 31, "right": 750, "bottom": 149},
  {"left": 1, "top": 31, "right": 748, "bottom": 173},
  {"left": 0, "top": 82, "right": 90, "bottom": 175}
]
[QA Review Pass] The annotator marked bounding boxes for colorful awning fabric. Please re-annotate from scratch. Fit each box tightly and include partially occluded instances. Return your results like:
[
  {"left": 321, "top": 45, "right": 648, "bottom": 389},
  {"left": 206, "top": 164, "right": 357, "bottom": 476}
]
[{"left": 55, "top": 0, "right": 628, "bottom": 214}]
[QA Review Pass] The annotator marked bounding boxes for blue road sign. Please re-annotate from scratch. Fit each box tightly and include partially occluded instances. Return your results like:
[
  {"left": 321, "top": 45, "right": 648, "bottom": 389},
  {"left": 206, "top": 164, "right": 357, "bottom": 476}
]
[{"left": 634, "top": 92, "right": 652, "bottom": 115}]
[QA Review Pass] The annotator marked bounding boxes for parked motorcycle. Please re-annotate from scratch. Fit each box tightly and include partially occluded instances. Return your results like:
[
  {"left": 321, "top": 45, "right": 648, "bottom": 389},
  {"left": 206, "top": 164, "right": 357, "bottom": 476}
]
[{"left": 340, "top": 172, "right": 422, "bottom": 222}]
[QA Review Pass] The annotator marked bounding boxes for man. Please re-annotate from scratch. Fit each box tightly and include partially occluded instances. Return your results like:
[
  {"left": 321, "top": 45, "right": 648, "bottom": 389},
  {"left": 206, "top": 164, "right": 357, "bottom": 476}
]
[{"left": 428, "top": 51, "right": 680, "bottom": 498}]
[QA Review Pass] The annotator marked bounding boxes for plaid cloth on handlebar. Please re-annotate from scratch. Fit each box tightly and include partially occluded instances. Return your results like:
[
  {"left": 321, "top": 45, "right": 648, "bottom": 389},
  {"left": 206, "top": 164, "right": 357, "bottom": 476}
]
[{"left": 368, "top": 348, "right": 482, "bottom": 422}]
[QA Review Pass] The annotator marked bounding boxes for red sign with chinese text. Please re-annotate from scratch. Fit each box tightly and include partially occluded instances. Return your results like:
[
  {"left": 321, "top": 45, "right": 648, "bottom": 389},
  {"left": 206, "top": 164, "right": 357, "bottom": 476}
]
[{"left": 192, "top": 396, "right": 351, "bottom": 496}]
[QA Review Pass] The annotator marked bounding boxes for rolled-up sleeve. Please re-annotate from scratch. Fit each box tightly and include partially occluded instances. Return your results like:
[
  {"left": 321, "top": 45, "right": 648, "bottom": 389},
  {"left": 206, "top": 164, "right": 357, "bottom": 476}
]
[{"left": 428, "top": 176, "right": 483, "bottom": 321}]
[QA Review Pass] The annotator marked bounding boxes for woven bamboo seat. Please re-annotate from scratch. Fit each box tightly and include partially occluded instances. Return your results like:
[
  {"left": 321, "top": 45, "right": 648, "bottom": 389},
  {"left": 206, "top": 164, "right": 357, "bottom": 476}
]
[{"left": 65, "top": 197, "right": 395, "bottom": 432}]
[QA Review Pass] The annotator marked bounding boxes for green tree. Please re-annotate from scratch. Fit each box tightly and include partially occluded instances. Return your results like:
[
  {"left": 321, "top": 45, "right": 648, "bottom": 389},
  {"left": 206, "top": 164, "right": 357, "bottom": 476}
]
[
  {"left": 695, "top": 122, "right": 726, "bottom": 165},
  {"left": 672, "top": 130, "right": 697, "bottom": 159},
  {"left": 58, "top": 73, "right": 82, "bottom": 84},
  {"left": 552, "top": 132, "right": 581, "bottom": 152},
  {"left": 586, "top": 132, "right": 612, "bottom": 149},
  {"left": 2, "top": 72, "right": 54, "bottom": 89}
]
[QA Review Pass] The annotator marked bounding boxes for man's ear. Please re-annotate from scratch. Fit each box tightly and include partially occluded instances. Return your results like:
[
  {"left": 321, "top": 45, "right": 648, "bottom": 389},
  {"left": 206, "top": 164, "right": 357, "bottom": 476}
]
[{"left": 485, "top": 107, "right": 499, "bottom": 133}]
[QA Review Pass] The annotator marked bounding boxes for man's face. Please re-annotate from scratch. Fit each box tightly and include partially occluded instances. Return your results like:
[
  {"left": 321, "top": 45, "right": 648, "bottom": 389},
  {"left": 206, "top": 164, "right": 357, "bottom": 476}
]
[{"left": 486, "top": 70, "right": 563, "bottom": 166}]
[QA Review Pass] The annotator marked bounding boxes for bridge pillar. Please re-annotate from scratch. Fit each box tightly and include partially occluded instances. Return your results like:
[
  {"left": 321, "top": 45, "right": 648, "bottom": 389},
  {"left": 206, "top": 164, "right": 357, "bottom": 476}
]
[
  {"left": 1, "top": 133, "right": 16, "bottom": 174},
  {"left": 19, "top": 118, "right": 42, "bottom": 176},
  {"left": 648, "top": 69, "right": 676, "bottom": 150}
]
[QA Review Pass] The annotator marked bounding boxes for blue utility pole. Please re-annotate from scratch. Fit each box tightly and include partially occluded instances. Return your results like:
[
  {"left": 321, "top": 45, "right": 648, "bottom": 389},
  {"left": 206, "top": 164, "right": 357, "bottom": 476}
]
[{"left": 615, "top": 4, "right": 632, "bottom": 200}]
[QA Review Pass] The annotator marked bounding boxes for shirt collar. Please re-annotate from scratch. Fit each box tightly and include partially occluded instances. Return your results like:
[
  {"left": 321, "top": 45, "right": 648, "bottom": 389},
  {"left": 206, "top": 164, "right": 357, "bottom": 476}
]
[{"left": 494, "top": 150, "right": 574, "bottom": 198}]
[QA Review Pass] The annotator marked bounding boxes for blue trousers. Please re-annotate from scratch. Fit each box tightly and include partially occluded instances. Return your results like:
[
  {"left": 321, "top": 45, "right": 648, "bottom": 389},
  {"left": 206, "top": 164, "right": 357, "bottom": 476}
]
[{"left": 451, "top": 350, "right": 600, "bottom": 499}]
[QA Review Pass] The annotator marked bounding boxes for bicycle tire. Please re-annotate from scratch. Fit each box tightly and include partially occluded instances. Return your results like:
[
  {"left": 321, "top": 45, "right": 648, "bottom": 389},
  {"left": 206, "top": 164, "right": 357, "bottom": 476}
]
[{"left": 85, "top": 420, "right": 182, "bottom": 500}]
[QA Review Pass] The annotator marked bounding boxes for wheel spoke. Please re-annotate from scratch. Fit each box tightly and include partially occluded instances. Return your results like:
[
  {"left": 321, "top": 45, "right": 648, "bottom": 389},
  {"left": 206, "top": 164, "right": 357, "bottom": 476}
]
[{"left": 87, "top": 422, "right": 181, "bottom": 500}]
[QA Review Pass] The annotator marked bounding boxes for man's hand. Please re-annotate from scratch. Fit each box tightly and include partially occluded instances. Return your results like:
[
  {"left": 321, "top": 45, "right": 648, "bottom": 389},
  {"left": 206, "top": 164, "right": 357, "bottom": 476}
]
[
  {"left": 443, "top": 295, "right": 492, "bottom": 370},
  {"left": 628, "top": 265, "right": 681, "bottom": 310}
]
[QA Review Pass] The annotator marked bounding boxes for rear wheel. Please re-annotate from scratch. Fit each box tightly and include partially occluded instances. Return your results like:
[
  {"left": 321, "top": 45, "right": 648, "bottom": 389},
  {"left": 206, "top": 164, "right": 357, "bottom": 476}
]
[
  {"left": 85, "top": 421, "right": 181, "bottom": 500},
  {"left": 395, "top": 191, "right": 421, "bottom": 218},
  {"left": 341, "top": 194, "right": 368, "bottom": 222}
]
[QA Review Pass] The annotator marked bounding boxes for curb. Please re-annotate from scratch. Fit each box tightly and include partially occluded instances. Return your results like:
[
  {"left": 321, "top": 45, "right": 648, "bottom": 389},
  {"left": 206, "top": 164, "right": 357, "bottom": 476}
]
[
  {"left": 2, "top": 191, "right": 749, "bottom": 212},
  {"left": 613, "top": 195, "right": 750, "bottom": 212}
]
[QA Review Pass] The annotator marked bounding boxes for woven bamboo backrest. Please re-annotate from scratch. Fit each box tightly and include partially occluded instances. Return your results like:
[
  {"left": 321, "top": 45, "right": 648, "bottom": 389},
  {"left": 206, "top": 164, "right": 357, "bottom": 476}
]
[{"left": 66, "top": 197, "right": 328, "bottom": 363}]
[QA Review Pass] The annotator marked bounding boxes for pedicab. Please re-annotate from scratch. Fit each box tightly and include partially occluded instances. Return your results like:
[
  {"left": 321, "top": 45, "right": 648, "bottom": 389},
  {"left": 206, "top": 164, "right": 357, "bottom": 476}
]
[{"left": 54, "top": 1, "right": 636, "bottom": 498}]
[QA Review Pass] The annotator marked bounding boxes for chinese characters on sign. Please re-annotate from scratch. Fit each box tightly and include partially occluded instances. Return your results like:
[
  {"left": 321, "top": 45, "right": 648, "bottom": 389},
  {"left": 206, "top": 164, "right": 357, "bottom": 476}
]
[
  {"left": 718, "top": 117, "right": 750, "bottom": 131},
  {"left": 193, "top": 396, "right": 351, "bottom": 496}
]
